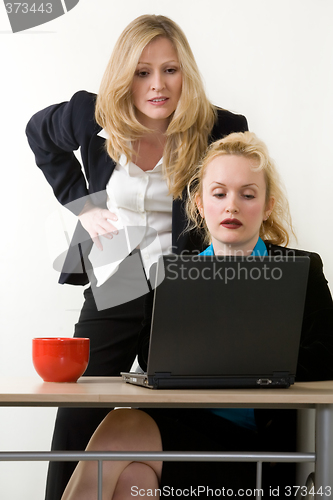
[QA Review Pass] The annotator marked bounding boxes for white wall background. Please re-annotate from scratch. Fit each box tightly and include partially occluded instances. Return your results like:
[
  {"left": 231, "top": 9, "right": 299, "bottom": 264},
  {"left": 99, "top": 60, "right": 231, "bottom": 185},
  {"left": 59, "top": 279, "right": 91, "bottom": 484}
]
[{"left": 0, "top": 0, "right": 332, "bottom": 498}]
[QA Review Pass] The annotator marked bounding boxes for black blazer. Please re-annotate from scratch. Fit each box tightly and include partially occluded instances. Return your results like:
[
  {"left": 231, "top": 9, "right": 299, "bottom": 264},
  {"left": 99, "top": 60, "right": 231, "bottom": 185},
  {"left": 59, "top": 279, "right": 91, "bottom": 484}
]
[
  {"left": 266, "top": 244, "right": 333, "bottom": 382},
  {"left": 138, "top": 243, "right": 333, "bottom": 383},
  {"left": 26, "top": 91, "right": 248, "bottom": 285}
]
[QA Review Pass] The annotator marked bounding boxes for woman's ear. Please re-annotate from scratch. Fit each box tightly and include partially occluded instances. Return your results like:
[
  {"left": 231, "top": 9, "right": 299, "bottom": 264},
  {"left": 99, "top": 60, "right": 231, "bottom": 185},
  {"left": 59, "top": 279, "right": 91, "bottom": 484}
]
[
  {"left": 264, "top": 196, "right": 275, "bottom": 221},
  {"left": 195, "top": 193, "right": 204, "bottom": 218}
]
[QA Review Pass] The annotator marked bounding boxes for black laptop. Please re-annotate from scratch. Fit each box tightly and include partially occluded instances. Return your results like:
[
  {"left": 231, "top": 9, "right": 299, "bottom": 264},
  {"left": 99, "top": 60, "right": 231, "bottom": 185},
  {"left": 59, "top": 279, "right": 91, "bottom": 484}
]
[{"left": 122, "top": 254, "right": 310, "bottom": 389}]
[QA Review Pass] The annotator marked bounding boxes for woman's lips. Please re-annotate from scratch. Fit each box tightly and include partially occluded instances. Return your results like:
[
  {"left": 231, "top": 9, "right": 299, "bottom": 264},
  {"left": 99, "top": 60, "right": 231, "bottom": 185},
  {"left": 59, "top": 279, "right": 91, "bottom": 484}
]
[
  {"left": 148, "top": 97, "right": 169, "bottom": 106},
  {"left": 221, "top": 218, "right": 243, "bottom": 229}
]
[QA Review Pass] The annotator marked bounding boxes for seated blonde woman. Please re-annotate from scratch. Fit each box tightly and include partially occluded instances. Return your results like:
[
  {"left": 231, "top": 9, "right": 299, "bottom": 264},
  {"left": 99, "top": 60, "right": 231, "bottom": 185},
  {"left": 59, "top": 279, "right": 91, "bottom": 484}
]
[{"left": 62, "top": 132, "right": 333, "bottom": 500}]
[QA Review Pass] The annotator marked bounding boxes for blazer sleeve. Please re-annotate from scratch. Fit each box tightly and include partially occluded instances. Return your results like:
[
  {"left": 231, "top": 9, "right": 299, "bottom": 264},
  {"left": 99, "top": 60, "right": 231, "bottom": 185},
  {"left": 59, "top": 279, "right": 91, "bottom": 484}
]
[
  {"left": 26, "top": 91, "right": 98, "bottom": 214},
  {"left": 209, "top": 108, "right": 249, "bottom": 143},
  {"left": 296, "top": 252, "right": 333, "bottom": 381}
]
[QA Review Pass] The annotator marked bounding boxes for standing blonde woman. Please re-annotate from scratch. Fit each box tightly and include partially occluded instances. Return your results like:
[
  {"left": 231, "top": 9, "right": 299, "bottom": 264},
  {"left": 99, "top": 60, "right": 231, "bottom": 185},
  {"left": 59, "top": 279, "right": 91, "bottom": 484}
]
[{"left": 26, "top": 14, "right": 248, "bottom": 500}]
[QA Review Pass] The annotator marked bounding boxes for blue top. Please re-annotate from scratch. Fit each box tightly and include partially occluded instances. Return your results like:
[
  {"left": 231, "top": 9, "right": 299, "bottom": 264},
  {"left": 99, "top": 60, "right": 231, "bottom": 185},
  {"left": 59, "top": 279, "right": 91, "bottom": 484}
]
[
  {"left": 200, "top": 237, "right": 268, "bottom": 258},
  {"left": 199, "top": 237, "right": 268, "bottom": 431}
]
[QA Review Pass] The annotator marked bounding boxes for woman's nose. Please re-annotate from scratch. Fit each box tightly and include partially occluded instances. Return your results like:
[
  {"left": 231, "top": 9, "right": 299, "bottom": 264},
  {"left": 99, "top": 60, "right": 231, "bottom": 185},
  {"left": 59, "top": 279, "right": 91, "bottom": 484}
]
[
  {"left": 151, "top": 72, "right": 165, "bottom": 92},
  {"left": 226, "top": 203, "right": 239, "bottom": 214}
]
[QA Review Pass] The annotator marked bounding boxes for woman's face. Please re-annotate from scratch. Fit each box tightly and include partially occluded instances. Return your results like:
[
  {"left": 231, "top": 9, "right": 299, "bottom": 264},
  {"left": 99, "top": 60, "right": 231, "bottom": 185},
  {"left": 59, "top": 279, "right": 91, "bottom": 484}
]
[
  {"left": 131, "top": 37, "right": 182, "bottom": 131},
  {"left": 196, "top": 154, "right": 274, "bottom": 255}
]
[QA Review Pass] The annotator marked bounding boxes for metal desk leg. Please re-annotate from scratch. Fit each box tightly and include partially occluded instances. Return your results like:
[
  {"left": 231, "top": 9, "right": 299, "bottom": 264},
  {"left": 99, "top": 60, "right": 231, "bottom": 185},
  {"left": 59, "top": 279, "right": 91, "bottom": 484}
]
[
  {"left": 315, "top": 404, "right": 333, "bottom": 499},
  {"left": 296, "top": 409, "right": 315, "bottom": 487}
]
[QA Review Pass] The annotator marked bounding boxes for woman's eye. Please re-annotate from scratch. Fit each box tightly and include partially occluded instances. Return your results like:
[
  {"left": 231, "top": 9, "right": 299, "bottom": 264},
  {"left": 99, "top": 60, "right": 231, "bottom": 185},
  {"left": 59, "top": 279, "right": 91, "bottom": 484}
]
[
  {"left": 243, "top": 194, "right": 255, "bottom": 199},
  {"left": 165, "top": 68, "right": 177, "bottom": 74},
  {"left": 213, "top": 193, "right": 226, "bottom": 198},
  {"left": 136, "top": 71, "right": 149, "bottom": 77}
]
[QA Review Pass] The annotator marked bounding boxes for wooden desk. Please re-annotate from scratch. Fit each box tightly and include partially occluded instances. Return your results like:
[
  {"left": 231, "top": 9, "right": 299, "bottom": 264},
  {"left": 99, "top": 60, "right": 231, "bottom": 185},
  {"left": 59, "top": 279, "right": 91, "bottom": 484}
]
[{"left": 0, "top": 377, "right": 332, "bottom": 499}]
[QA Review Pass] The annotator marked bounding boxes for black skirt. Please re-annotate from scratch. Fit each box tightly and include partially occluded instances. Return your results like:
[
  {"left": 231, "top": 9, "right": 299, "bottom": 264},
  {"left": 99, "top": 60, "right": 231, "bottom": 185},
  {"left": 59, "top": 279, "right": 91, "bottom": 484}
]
[{"left": 141, "top": 408, "right": 297, "bottom": 499}]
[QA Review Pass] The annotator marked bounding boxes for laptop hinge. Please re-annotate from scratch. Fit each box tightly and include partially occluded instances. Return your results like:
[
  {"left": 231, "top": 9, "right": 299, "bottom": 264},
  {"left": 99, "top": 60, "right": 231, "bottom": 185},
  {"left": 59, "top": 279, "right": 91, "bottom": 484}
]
[{"left": 273, "top": 371, "right": 294, "bottom": 384}]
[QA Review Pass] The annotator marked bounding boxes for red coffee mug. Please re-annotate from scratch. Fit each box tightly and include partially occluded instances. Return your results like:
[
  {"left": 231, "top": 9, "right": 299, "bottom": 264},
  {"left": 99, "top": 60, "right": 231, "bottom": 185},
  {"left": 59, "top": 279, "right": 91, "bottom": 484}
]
[{"left": 32, "top": 337, "right": 90, "bottom": 382}]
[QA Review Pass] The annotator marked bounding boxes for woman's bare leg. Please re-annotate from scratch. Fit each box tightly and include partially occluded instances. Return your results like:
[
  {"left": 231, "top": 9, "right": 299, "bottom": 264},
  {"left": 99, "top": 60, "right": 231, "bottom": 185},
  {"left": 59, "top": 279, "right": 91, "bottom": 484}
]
[
  {"left": 113, "top": 462, "right": 161, "bottom": 500},
  {"left": 61, "top": 408, "right": 162, "bottom": 500}
]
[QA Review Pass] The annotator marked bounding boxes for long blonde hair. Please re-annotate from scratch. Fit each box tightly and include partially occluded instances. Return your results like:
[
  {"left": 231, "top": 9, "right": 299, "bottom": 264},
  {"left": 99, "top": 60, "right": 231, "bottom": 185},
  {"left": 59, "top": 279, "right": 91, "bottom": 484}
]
[
  {"left": 186, "top": 131, "right": 295, "bottom": 246},
  {"left": 95, "top": 14, "right": 216, "bottom": 198}
]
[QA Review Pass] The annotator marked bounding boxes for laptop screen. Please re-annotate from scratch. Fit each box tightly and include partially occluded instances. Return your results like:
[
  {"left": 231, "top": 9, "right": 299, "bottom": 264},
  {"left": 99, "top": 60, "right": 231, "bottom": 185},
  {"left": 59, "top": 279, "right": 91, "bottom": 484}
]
[{"left": 145, "top": 255, "right": 309, "bottom": 388}]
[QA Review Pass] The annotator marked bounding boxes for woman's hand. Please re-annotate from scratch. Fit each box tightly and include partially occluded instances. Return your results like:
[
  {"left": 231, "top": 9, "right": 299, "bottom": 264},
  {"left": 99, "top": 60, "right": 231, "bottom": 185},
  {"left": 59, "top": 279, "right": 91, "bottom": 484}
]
[{"left": 78, "top": 200, "right": 118, "bottom": 251}]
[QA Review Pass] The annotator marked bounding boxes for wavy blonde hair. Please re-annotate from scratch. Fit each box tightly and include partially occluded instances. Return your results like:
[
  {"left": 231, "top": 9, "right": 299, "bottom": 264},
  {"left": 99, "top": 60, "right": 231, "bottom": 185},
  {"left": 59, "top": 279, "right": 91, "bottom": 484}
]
[
  {"left": 95, "top": 14, "right": 216, "bottom": 199},
  {"left": 186, "top": 131, "right": 295, "bottom": 246}
]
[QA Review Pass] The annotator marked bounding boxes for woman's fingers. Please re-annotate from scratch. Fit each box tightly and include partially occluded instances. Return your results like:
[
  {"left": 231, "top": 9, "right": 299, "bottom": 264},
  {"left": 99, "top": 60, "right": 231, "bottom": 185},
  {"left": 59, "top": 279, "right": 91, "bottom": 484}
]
[
  {"left": 78, "top": 206, "right": 119, "bottom": 250},
  {"left": 92, "top": 234, "right": 103, "bottom": 251}
]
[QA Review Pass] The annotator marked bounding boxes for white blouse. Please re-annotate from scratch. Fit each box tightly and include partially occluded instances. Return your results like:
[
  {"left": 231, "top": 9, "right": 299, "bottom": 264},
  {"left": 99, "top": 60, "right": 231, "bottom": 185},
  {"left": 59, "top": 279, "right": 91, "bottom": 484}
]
[{"left": 88, "top": 150, "right": 172, "bottom": 287}]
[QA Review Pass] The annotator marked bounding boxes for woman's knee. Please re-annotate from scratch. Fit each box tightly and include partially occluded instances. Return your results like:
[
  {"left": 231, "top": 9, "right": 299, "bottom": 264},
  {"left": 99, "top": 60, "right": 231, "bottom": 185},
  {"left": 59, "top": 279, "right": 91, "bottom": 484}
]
[
  {"left": 87, "top": 408, "right": 162, "bottom": 452},
  {"left": 113, "top": 462, "right": 162, "bottom": 500}
]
